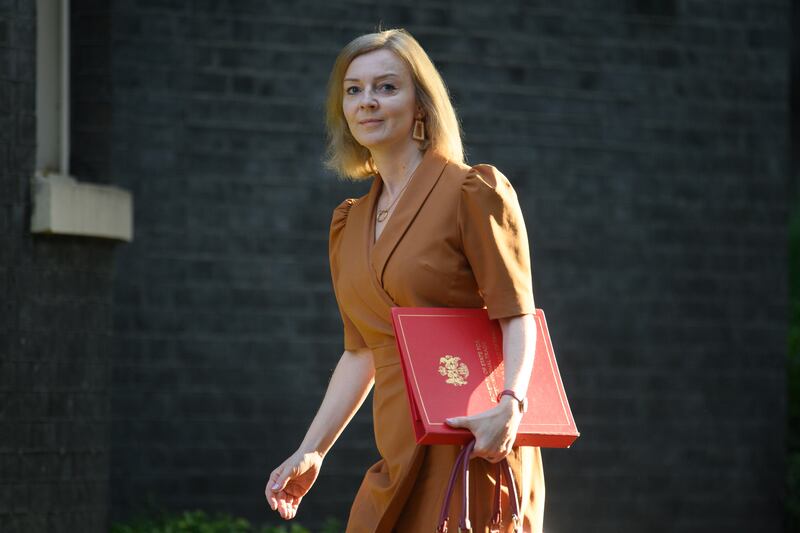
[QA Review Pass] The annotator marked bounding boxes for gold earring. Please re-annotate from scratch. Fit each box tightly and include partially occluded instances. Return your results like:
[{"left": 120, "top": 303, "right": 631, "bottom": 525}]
[{"left": 412, "top": 118, "right": 426, "bottom": 141}]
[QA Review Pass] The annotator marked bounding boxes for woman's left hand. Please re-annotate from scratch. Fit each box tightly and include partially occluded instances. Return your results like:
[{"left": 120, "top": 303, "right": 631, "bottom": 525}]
[{"left": 445, "top": 397, "right": 523, "bottom": 463}]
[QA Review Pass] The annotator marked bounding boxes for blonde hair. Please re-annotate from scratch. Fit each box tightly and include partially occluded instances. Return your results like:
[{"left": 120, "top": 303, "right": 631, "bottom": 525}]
[{"left": 324, "top": 28, "right": 464, "bottom": 180}]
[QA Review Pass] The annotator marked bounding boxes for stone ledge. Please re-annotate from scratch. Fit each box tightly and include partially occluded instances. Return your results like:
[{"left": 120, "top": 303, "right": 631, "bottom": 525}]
[{"left": 30, "top": 173, "right": 133, "bottom": 242}]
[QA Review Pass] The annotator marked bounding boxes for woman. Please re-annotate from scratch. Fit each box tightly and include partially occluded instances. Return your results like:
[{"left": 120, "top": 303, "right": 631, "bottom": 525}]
[{"left": 266, "top": 28, "right": 544, "bottom": 532}]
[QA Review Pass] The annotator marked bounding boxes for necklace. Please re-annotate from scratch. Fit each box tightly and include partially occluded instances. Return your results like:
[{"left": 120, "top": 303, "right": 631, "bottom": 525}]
[{"left": 376, "top": 159, "right": 421, "bottom": 223}]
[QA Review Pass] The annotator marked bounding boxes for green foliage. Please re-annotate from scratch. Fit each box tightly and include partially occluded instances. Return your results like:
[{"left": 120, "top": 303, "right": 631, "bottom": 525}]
[
  {"left": 318, "top": 518, "right": 343, "bottom": 533},
  {"left": 110, "top": 510, "right": 342, "bottom": 533}
]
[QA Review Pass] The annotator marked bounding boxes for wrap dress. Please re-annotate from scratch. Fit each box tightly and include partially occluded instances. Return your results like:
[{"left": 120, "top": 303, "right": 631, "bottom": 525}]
[{"left": 329, "top": 148, "right": 545, "bottom": 533}]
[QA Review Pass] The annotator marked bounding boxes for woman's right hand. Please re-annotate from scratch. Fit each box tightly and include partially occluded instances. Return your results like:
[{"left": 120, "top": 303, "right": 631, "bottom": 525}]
[{"left": 265, "top": 450, "right": 324, "bottom": 520}]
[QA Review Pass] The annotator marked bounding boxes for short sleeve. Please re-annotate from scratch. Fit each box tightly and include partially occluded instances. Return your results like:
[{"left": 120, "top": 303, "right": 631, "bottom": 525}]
[
  {"left": 458, "top": 164, "right": 535, "bottom": 320},
  {"left": 329, "top": 199, "right": 368, "bottom": 351}
]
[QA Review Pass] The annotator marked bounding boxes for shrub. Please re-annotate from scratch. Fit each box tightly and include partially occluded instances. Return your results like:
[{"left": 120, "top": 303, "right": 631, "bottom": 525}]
[{"left": 110, "top": 510, "right": 342, "bottom": 533}]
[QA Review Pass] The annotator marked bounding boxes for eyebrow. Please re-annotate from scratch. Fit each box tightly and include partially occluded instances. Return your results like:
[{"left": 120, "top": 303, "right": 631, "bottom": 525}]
[{"left": 343, "top": 72, "right": 400, "bottom": 83}]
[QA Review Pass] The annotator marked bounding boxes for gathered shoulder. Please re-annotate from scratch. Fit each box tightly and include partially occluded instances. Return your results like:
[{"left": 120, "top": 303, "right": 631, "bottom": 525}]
[
  {"left": 331, "top": 198, "right": 356, "bottom": 231},
  {"left": 441, "top": 157, "right": 514, "bottom": 192},
  {"left": 454, "top": 161, "right": 534, "bottom": 319},
  {"left": 463, "top": 162, "right": 513, "bottom": 191},
  {"left": 456, "top": 161, "right": 525, "bottom": 241},
  {"left": 454, "top": 162, "right": 518, "bottom": 208},
  {"left": 329, "top": 194, "right": 368, "bottom": 261},
  {"left": 332, "top": 193, "right": 370, "bottom": 228}
]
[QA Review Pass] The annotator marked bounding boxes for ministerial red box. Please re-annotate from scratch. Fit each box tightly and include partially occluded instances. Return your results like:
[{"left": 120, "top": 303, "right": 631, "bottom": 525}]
[{"left": 391, "top": 307, "right": 579, "bottom": 448}]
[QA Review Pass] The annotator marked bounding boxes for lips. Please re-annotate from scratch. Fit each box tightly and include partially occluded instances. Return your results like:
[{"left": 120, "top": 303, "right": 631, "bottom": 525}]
[{"left": 359, "top": 119, "right": 383, "bottom": 125}]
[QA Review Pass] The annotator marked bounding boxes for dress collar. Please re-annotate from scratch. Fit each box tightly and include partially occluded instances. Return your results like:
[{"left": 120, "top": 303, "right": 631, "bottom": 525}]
[{"left": 365, "top": 149, "right": 449, "bottom": 285}]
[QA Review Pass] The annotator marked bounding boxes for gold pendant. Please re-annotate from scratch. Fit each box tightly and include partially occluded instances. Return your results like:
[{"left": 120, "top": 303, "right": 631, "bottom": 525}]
[{"left": 376, "top": 209, "right": 389, "bottom": 222}]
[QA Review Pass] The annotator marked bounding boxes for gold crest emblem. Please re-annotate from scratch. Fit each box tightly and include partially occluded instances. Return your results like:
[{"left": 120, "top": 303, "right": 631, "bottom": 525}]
[{"left": 438, "top": 355, "right": 469, "bottom": 386}]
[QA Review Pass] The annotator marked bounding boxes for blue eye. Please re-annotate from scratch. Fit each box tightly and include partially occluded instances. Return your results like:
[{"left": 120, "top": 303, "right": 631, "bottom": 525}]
[
  {"left": 380, "top": 83, "right": 397, "bottom": 92},
  {"left": 345, "top": 86, "right": 360, "bottom": 95}
]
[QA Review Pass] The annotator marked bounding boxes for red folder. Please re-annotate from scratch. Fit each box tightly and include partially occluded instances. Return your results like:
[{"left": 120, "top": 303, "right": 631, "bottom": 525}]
[{"left": 391, "top": 307, "right": 579, "bottom": 448}]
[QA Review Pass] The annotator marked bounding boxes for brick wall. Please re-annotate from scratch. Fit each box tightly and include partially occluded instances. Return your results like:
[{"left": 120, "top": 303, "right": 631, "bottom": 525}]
[
  {"left": 793, "top": 0, "right": 799, "bottom": 197},
  {"left": 71, "top": 0, "right": 112, "bottom": 184},
  {"left": 522, "top": 3, "right": 789, "bottom": 531},
  {"left": 0, "top": 1, "right": 116, "bottom": 532},
  {"left": 107, "top": 1, "right": 376, "bottom": 525},
  {"left": 105, "top": 1, "right": 789, "bottom": 531}
]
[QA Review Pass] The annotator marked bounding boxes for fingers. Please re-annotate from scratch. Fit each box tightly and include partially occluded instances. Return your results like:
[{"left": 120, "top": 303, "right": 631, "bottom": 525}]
[
  {"left": 266, "top": 459, "right": 308, "bottom": 519},
  {"left": 445, "top": 416, "right": 471, "bottom": 429},
  {"left": 471, "top": 440, "right": 513, "bottom": 463},
  {"left": 268, "top": 489, "right": 300, "bottom": 520},
  {"left": 446, "top": 416, "right": 510, "bottom": 461},
  {"left": 265, "top": 466, "right": 285, "bottom": 511},
  {"left": 266, "top": 462, "right": 296, "bottom": 511},
  {"left": 265, "top": 470, "right": 279, "bottom": 510},
  {"left": 278, "top": 493, "right": 294, "bottom": 520},
  {"left": 275, "top": 492, "right": 303, "bottom": 520},
  {"left": 271, "top": 463, "right": 293, "bottom": 493}
]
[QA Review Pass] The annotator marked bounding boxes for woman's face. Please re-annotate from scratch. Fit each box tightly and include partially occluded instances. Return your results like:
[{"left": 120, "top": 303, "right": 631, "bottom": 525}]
[{"left": 342, "top": 49, "right": 420, "bottom": 153}]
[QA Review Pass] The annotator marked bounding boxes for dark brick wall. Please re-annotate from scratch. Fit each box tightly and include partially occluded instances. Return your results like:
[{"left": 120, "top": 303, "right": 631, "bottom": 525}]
[
  {"left": 105, "top": 1, "right": 790, "bottom": 532},
  {"left": 793, "top": 0, "right": 800, "bottom": 197},
  {"left": 71, "top": 0, "right": 112, "bottom": 184},
  {"left": 522, "top": 3, "right": 789, "bottom": 531},
  {"left": 107, "top": 1, "right": 375, "bottom": 525},
  {"left": 0, "top": 1, "right": 116, "bottom": 532}
]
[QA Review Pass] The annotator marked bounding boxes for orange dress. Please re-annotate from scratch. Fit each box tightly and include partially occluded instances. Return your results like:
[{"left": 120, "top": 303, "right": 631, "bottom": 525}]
[{"left": 329, "top": 149, "right": 545, "bottom": 533}]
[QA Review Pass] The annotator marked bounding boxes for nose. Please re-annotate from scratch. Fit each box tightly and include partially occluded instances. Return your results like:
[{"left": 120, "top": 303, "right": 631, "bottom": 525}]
[{"left": 358, "top": 88, "right": 378, "bottom": 109}]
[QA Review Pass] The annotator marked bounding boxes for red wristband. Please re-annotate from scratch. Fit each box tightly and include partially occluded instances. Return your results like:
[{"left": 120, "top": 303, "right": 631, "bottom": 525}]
[{"left": 498, "top": 389, "right": 528, "bottom": 413}]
